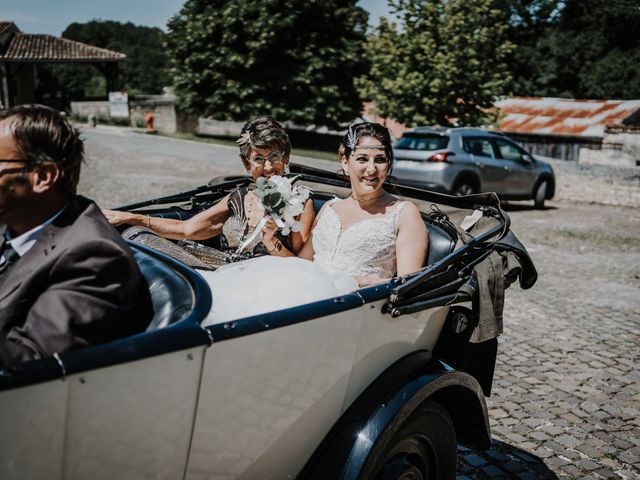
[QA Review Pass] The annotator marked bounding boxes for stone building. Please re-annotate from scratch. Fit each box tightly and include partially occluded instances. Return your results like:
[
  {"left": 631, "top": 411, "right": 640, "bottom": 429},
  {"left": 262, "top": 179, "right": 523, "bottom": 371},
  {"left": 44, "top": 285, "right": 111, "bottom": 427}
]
[{"left": 0, "top": 21, "right": 125, "bottom": 108}]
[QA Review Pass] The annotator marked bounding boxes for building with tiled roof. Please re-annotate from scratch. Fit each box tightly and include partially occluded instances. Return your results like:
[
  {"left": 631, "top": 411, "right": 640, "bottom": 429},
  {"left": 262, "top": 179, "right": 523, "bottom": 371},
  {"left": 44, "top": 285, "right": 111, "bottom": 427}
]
[
  {"left": 0, "top": 22, "right": 125, "bottom": 107},
  {"left": 495, "top": 97, "right": 640, "bottom": 163}
]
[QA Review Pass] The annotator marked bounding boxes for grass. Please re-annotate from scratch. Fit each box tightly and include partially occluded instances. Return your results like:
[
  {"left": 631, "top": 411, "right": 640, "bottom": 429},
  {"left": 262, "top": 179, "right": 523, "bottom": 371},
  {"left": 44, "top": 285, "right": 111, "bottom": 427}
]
[{"left": 157, "top": 131, "right": 339, "bottom": 162}]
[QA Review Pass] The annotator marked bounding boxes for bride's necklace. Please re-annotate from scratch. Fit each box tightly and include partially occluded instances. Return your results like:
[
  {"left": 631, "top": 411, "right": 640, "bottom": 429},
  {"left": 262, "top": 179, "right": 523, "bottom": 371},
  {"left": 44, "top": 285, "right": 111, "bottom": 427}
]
[{"left": 350, "top": 192, "right": 383, "bottom": 207}]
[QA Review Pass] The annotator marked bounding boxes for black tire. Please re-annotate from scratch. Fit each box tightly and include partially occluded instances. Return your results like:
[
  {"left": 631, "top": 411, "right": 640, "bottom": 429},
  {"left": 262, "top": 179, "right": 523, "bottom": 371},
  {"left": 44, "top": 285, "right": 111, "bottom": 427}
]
[
  {"left": 534, "top": 181, "right": 547, "bottom": 209},
  {"left": 452, "top": 180, "right": 476, "bottom": 196},
  {"left": 364, "top": 401, "right": 457, "bottom": 480}
]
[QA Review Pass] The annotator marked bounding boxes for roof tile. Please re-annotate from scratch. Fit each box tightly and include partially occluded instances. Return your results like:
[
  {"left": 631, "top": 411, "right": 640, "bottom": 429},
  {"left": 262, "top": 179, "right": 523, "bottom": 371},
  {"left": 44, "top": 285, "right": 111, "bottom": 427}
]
[
  {"left": 0, "top": 33, "right": 125, "bottom": 62},
  {"left": 496, "top": 97, "right": 640, "bottom": 138}
]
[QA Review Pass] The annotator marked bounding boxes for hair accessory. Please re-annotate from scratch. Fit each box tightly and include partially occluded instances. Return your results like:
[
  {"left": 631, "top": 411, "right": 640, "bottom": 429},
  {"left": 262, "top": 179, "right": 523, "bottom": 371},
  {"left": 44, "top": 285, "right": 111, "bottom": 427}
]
[
  {"left": 236, "top": 131, "right": 251, "bottom": 145},
  {"left": 346, "top": 126, "right": 358, "bottom": 151}
]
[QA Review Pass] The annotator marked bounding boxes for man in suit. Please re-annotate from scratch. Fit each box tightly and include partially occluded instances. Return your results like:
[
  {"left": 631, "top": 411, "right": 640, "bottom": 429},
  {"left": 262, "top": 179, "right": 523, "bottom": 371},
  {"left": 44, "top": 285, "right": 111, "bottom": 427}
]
[{"left": 0, "top": 104, "right": 153, "bottom": 366}]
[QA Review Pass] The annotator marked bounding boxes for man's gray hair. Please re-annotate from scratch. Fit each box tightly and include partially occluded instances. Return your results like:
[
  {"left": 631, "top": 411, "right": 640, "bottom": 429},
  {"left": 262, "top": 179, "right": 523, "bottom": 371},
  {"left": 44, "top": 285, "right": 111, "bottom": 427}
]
[{"left": 0, "top": 104, "right": 84, "bottom": 195}]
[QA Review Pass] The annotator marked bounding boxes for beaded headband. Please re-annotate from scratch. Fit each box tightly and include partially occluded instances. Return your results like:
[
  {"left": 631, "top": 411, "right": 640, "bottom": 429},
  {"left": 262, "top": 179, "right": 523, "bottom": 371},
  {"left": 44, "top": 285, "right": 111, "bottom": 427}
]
[{"left": 346, "top": 125, "right": 386, "bottom": 151}]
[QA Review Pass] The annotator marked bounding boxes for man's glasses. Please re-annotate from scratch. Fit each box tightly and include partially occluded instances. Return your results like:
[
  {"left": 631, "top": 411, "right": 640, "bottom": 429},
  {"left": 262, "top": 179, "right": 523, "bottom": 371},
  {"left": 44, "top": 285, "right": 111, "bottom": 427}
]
[
  {"left": 0, "top": 159, "right": 30, "bottom": 177},
  {"left": 250, "top": 151, "right": 285, "bottom": 166}
]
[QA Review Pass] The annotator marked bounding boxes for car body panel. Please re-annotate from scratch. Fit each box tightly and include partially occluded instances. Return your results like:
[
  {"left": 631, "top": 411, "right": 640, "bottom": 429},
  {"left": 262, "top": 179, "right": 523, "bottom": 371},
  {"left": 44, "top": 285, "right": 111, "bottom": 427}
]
[
  {"left": 0, "top": 380, "right": 67, "bottom": 480},
  {"left": 1, "top": 347, "right": 204, "bottom": 480},
  {"left": 343, "top": 297, "right": 448, "bottom": 411},
  {"left": 187, "top": 308, "right": 363, "bottom": 479}
]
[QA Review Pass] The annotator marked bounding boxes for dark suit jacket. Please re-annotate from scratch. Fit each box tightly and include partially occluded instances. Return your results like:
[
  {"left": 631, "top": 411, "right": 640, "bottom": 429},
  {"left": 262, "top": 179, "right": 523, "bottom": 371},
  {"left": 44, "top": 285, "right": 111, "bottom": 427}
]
[{"left": 0, "top": 196, "right": 153, "bottom": 366}]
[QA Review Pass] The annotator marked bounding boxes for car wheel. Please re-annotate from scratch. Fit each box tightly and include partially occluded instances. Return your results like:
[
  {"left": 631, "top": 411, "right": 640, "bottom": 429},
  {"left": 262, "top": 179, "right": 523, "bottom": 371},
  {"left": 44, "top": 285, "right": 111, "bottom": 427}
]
[
  {"left": 452, "top": 181, "right": 476, "bottom": 196},
  {"left": 534, "top": 181, "right": 547, "bottom": 209},
  {"left": 364, "top": 401, "right": 457, "bottom": 480}
]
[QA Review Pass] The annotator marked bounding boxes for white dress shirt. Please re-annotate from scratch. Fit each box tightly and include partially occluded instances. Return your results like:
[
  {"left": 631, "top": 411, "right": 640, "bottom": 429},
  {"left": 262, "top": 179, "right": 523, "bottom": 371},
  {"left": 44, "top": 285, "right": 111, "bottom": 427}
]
[{"left": 2, "top": 207, "right": 66, "bottom": 261}]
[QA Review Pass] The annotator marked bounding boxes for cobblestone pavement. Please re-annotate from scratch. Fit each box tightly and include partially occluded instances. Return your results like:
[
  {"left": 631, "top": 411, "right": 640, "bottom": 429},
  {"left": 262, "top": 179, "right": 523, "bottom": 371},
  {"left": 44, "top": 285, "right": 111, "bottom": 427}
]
[
  {"left": 79, "top": 127, "right": 640, "bottom": 480},
  {"left": 457, "top": 202, "right": 640, "bottom": 480}
]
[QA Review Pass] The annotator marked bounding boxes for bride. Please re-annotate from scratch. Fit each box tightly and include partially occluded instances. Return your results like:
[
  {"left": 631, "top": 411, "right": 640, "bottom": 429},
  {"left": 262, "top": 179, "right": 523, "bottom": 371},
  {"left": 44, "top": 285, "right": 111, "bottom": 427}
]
[{"left": 202, "top": 122, "right": 428, "bottom": 324}]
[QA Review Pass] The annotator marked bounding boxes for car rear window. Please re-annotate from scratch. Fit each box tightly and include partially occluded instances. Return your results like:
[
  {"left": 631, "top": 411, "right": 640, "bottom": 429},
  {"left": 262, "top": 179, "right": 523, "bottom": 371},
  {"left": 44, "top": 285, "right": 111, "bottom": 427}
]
[{"left": 394, "top": 133, "right": 449, "bottom": 151}]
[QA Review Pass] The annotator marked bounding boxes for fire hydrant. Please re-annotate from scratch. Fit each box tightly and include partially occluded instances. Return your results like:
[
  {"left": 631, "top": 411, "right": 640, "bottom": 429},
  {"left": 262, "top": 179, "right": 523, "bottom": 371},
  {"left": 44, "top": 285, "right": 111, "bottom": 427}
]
[{"left": 145, "top": 112, "right": 155, "bottom": 132}]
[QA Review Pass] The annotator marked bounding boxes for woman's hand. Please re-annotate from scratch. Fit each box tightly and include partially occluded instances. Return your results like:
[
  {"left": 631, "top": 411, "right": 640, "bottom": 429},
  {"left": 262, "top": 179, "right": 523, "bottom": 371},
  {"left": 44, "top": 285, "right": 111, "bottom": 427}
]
[
  {"left": 261, "top": 217, "right": 278, "bottom": 246},
  {"left": 102, "top": 209, "right": 134, "bottom": 226}
]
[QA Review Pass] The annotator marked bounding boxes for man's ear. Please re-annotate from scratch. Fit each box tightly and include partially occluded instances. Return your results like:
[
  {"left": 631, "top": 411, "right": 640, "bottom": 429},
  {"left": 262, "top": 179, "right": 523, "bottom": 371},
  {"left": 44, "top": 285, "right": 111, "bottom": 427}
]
[{"left": 31, "top": 163, "right": 61, "bottom": 193}]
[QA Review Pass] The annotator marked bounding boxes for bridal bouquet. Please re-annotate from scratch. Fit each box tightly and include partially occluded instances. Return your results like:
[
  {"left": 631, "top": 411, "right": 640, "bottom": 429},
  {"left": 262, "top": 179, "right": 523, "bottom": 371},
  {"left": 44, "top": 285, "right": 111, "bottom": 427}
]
[{"left": 236, "top": 176, "right": 311, "bottom": 254}]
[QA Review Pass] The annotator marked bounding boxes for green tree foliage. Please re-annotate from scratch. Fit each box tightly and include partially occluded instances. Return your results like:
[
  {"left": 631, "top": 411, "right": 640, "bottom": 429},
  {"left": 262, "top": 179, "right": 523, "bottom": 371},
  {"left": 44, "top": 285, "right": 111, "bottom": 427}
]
[
  {"left": 359, "top": 0, "right": 513, "bottom": 127},
  {"left": 165, "top": 0, "right": 369, "bottom": 127},
  {"left": 543, "top": 0, "right": 640, "bottom": 99},
  {"left": 38, "top": 20, "right": 170, "bottom": 100},
  {"left": 506, "top": 0, "right": 640, "bottom": 99},
  {"left": 502, "top": 0, "right": 563, "bottom": 96}
]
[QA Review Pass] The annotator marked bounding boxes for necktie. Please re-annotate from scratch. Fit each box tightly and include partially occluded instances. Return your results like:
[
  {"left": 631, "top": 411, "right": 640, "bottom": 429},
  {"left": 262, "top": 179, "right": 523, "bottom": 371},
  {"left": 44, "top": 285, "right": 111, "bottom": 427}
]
[{"left": 0, "top": 243, "right": 20, "bottom": 282}]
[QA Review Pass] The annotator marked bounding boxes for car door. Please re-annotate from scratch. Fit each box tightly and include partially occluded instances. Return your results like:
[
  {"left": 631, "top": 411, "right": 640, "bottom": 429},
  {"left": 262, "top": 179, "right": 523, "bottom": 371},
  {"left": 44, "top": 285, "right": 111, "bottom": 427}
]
[
  {"left": 492, "top": 138, "right": 537, "bottom": 196},
  {"left": 461, "top": 136, "right": 503, "bottom": 193}
]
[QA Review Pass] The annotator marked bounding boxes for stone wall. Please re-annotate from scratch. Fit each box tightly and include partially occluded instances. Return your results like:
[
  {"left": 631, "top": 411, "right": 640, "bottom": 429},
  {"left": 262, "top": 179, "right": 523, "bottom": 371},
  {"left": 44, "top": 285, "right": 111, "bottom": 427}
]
[
  {"left": 71, "top": 96, "right": 177, "bottom": 133},
  {"left": 197, "top": 118, "right": 244, "bottom": 136},
  {"left": 579, "top": 129, "right": 640, "bottom": 168},
  {"left": 542, "top": 156, "right": 640, "bottom": 208},
  {"left": 129, "top": 96, "right": 177, "bottom": 133},
  {"left": 70, "top": 100, "right": 111, "bottom": 119}
]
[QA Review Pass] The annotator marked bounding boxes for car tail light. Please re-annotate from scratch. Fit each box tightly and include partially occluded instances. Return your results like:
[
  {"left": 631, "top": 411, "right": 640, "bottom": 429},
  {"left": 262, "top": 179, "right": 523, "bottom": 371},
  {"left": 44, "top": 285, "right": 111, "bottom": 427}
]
[{"left": 427, "top": 151, "right": 454, "bottom": 162}]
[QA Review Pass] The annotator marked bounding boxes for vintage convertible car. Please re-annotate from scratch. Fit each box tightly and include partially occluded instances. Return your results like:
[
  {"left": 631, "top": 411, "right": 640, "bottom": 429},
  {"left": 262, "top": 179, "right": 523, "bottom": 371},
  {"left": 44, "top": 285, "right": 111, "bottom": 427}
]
[{"left": 0, "top": 165, "right": 536, "bottom": 480}]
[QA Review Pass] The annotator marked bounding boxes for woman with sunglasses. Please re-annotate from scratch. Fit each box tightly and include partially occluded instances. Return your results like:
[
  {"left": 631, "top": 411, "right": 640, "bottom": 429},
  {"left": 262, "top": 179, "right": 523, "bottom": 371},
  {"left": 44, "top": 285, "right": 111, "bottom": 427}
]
[{"left": 103, "top": 116, "right": 314, "bottom": 255}]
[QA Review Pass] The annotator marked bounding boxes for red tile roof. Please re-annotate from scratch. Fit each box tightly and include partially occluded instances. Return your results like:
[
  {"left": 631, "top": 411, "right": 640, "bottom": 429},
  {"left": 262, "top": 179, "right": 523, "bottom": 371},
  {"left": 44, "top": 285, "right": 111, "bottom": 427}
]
[
  {"left": 495, "top": 97, "right": 640, "bottom": 139},
  {"left": 0, "top": 33, "right": 125, "bottom": 62}
]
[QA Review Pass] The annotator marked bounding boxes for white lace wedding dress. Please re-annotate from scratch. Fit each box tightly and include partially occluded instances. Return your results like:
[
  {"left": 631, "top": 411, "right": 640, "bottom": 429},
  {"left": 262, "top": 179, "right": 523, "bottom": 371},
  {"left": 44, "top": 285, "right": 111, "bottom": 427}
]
[{"left": 200, "top": 199, "right": 407, "bottom": 325}]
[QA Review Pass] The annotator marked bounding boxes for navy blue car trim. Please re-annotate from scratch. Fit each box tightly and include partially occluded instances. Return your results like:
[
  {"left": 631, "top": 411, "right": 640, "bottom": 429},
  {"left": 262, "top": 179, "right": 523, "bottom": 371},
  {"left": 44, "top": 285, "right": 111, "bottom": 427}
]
[
  {"left": 0, "top": 242, "right": 213, "bottom": 391},
  {"left": 207, "top": 292, "right": 366, "bottom": 342}
]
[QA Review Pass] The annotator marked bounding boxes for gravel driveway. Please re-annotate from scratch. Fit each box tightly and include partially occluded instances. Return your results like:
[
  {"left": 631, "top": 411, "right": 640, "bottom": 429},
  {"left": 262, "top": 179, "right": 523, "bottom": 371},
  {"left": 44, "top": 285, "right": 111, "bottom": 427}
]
[{"left": 78, "top": 126, "right": 640, "bottom": 479}]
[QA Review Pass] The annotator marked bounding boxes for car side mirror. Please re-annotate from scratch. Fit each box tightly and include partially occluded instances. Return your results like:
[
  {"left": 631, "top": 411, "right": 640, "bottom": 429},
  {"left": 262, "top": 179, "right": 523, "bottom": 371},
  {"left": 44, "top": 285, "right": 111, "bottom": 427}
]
[{"left": 521, "top": 154, "right": 534, "bottom": 163}]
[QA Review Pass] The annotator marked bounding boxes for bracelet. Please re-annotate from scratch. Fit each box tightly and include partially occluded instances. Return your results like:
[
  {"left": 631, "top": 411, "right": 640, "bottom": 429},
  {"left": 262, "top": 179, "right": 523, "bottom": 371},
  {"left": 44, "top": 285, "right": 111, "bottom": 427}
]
[
  {"left": 267, "top": 239, "right": 281, "bottom": 254},
  {"left": 146, "top": 215, "right": 151, "bottom": 228}
]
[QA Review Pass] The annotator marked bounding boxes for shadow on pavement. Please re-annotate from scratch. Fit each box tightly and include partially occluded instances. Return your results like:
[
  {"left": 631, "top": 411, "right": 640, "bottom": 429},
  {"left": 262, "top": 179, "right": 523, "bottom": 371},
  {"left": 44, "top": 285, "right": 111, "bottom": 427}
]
[
  {"left": 457, "top": 439, "right": 559, "bottom": 479},
  {"left": 501, "top": 202, "right": 558, "bottom": 212}
]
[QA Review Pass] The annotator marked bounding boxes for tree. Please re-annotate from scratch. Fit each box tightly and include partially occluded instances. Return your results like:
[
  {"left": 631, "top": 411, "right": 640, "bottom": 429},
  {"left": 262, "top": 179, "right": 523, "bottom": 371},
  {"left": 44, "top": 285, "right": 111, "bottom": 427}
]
[
  {"left": 502, "top": 0, "right": 563, "bottom": 96},
  {"left": 359, "top": 0, "right": 514, "bottom": 127},
  {"left": 165, "top": 0, "right": 369, "bottom": 127},
  {"left": 505, "top": 0, "right": 640, "bottom": 99},
  {"left": 540, "top": 0, "right": 640, "bottom": 99},
  {"left": 38, "top": 20, "right": 170, "bottom": 100}
]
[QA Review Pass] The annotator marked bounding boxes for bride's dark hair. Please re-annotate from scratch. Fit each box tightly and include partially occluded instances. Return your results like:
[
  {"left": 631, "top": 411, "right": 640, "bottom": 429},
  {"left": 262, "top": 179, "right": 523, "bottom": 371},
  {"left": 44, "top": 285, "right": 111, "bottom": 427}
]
[{"left": 340, "top": 122, "right": 394, "bottom": 169}]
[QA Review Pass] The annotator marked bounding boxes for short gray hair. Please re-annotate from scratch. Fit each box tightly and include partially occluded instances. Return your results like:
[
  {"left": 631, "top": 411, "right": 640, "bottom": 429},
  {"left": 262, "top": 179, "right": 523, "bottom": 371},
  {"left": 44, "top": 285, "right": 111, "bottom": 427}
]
[{"left": 236, "top": 116, "right": 291, "bottom": 164}]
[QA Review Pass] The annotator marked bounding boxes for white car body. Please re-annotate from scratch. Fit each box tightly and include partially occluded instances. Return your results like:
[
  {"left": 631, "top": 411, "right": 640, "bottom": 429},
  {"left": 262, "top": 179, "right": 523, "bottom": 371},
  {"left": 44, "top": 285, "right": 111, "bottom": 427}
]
[{"left": 0, "top": 167, "right": 537, "bottom": 480}]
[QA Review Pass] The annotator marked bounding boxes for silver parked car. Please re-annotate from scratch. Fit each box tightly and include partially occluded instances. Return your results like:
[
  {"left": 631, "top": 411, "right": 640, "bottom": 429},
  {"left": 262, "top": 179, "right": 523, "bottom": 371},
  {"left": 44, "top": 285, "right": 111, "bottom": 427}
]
[{"left": 392, "top": 127, "right": 555, "bottom": 208}]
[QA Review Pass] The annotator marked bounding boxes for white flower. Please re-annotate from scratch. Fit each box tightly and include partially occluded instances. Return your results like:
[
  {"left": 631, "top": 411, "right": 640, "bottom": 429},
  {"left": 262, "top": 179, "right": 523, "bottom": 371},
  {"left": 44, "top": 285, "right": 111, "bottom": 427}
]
[
  {"left": 253, "top": 176, "right": 313, "bottom": 239},
  {"left": 268, "top": 175, "right": 292, "bottom": 197}
]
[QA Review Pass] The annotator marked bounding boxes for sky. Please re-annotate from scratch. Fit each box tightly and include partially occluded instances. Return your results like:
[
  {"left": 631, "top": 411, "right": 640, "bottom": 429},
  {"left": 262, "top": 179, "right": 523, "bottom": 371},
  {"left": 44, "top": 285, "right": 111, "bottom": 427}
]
[{"left": 0, "top": 0, "right": 393, "bottom": 36}]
